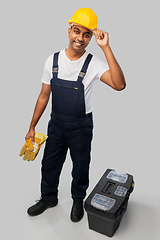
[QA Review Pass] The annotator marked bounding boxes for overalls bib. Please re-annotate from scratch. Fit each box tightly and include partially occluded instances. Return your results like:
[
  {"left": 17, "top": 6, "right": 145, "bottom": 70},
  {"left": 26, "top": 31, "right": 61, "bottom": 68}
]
[{"left": 41, "top": 52, "right": 93, "bottom": 202}]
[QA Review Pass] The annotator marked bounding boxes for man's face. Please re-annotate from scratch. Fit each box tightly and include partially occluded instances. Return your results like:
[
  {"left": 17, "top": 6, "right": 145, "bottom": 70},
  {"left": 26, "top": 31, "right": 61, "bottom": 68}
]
[{"left": 68, "top": 25, "right": 92, "bottom": 53}]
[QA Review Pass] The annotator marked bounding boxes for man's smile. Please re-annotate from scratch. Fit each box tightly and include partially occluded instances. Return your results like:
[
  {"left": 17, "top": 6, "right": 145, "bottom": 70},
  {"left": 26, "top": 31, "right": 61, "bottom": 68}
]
[{"left": 73, "top": 41, "right": 84, "bottom": 46}]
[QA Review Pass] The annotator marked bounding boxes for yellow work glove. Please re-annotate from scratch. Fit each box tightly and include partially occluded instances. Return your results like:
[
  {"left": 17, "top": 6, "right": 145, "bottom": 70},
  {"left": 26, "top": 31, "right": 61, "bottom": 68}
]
[{"left": 19, "top": 133, "right": 48, "bottom": 161}]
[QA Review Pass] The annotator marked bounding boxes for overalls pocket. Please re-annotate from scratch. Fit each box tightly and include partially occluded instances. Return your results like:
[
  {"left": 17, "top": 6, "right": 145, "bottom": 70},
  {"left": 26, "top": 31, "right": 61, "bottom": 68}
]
[{"left": 78, "top": 117, "right": 93, "bottom": 139}]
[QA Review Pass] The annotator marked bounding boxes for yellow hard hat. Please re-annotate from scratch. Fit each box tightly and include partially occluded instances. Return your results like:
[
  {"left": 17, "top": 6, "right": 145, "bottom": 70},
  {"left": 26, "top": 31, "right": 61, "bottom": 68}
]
[{"left": 68, "top": 8, "right": 98, "bottom": 31}]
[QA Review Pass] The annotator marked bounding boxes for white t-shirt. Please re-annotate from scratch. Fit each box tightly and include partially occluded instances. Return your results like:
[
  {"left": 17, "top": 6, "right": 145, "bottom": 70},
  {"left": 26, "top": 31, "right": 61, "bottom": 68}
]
[{"left": 41, "top": 49, "right": 109, "bottom": 114}]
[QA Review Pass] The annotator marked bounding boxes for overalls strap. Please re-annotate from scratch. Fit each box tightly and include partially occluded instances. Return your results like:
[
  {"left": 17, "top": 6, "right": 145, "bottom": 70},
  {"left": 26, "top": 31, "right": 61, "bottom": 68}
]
[
  {"left": 52, "top": 51, "right": 60, "bottom": 78},
  {"left": 77, "top": 53, "right": 93, "bottom": 82},
  {"left": 52, "top": 52, "right": 93, "bottom": 81}
]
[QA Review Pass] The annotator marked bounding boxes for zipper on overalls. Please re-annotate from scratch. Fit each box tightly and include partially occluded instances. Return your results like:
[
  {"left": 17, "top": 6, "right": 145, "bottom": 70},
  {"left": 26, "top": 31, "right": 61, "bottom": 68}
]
[{"left": 54, "top": 84, "right": 78, "bottom": 90}]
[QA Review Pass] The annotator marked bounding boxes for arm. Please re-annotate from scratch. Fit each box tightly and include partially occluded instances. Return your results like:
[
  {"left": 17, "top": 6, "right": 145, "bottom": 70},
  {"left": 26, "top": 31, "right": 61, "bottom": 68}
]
[
  {"left": 25, "top": 83, "right": 51, "bottom": 142},
  {"left": 94, "top": 29, "right": 126, "bottom": 91}
]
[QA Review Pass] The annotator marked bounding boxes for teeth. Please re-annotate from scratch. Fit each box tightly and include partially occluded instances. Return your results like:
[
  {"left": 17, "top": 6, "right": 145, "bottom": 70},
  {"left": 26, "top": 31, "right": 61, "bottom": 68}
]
[{"left": 75, "top": 42, "right": 82, "bottom": 46}]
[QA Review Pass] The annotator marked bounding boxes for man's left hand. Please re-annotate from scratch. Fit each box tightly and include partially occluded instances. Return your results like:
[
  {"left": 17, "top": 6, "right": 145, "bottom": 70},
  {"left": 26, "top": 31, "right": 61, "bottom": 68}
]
[{"left": 93, "top": 28, "right": 109, "bottom": 49}]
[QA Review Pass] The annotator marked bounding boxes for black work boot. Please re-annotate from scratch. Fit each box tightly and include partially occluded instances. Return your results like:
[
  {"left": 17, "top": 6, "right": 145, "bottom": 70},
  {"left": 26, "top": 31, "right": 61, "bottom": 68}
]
[
  {"left": 27, "top": 198, "right": 58, "bottom": 216},
  {"left": 70, "top": 201, "right": 84, "bottom": 222}
]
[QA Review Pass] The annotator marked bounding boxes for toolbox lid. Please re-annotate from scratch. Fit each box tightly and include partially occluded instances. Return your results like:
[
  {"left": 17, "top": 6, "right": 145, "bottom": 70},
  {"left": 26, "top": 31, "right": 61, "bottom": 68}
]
[
  {"left": 91, "top": 193, "right": 116, "bottom": 211},
  {"left": 107, "top": 170, "right": 128, "bottom": 183}
]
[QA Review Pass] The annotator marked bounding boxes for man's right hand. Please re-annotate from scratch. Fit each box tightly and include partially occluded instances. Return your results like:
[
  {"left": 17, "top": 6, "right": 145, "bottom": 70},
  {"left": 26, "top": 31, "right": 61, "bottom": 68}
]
[{"left": 25, "top": 128, "right": 35, "bottom": 144}]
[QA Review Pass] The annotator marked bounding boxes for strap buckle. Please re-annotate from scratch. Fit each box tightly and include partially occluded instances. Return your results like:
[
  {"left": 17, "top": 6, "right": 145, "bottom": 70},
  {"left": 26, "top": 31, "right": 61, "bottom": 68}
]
[
  {"left": 78, "top": 71, "right": 86, "bottom": 79},
  {"left": 52, "top": 67, "right": 58, "bottom": 73}
]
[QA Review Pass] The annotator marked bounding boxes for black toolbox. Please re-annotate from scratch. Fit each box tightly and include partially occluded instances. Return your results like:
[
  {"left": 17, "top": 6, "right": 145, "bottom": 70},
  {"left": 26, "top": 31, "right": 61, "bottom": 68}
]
[{"left": 84, "top": 169, "right": 134, "bottom": 237}]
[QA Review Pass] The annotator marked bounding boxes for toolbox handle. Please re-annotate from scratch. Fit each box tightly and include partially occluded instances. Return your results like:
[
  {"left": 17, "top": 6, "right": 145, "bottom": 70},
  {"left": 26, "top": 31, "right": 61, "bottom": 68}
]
[
  {"left": 118, "top": 206, "right": 125, "bottom": 217},
  {"left": 102, "top": 181, "right": 115, "bottom": 194}
]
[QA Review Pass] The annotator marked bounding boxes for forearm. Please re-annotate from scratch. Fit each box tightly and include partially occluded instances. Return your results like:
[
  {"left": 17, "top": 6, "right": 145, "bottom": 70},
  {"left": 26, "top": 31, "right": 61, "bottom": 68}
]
[
  {"left": 25, "top": 83, "right": 51, "bottom": 141},
  {"left": 102, "top": 45, "right": 126, "bottom": 90},
  {"left": 29, "top": 95, "right": 49, "bottom": 130},
  {"left": 94, "top": 29, "right": 126, "bottom": 90}
]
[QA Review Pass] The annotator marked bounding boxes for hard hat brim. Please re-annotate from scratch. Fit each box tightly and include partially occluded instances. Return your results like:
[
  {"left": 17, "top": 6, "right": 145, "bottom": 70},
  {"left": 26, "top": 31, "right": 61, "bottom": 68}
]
[{"left": 68, "top": 21, "right": 94, "bottom": 33}]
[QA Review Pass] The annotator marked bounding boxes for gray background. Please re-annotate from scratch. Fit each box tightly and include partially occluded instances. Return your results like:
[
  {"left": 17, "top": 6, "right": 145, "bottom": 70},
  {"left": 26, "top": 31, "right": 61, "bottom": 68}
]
[{"left": 1, "top": 0, "right": 160, "bottom": 239}]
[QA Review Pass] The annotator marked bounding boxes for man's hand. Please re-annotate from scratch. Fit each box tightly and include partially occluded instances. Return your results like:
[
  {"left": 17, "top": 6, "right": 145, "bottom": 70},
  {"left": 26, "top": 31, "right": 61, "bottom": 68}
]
[
  {"left": 20, "top": 133, "right": 48, "bottom": 161},
  {"left": 25, "top": 128, "right": 35, "bottom": 144},
  {"left": 93, "top": 28, "right": 109, "bottom": 49}
]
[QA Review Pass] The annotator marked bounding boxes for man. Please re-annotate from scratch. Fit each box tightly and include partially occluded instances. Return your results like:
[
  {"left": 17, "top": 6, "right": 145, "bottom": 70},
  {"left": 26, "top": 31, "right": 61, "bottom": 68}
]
[{"left": 25, "top": 8, "right": 126, "bottom": 222}]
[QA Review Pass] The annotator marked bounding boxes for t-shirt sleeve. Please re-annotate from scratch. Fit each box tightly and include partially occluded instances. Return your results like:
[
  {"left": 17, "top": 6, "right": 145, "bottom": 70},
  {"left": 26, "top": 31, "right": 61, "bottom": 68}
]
[
  {"left": 41, "top": 55, "right": 53, "bottom": 85},
  {"left": 93, "top": 55, "right": 110, "bottom": 80}
]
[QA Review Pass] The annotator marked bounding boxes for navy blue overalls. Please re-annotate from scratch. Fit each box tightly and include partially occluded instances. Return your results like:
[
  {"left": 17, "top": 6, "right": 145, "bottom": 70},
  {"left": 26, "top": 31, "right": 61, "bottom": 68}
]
[{"left": 41, "top": 52, "right": 93, "bottom": 202}]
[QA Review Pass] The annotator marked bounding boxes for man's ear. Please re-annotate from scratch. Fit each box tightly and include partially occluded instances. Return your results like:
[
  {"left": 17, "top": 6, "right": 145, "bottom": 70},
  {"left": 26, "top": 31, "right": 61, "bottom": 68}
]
[{"left": 68, "top": 28, "right": 71, "bottom": 38}]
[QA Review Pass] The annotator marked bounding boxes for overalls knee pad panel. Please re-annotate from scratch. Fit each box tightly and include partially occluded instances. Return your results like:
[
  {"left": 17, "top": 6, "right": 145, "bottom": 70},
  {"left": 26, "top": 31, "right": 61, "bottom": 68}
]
[{"left": 41, "top": 51, "right": 93, "bottom": 202}]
